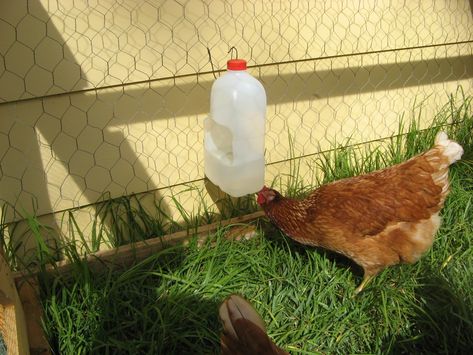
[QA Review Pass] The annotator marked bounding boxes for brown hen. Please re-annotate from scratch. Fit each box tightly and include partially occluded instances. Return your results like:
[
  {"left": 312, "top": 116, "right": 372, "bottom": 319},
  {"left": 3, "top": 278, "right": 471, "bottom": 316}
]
[
  {"left": 257, "top": 132, "right": 463, "bottom": 293},
  {"left": 219, "top": 294, "right": 288, "bottom": 355}
]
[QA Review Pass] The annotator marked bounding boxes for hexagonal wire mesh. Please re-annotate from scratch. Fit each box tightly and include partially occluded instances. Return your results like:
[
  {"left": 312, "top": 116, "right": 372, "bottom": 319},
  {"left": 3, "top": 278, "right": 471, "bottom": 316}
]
[{"left": 0, "top": 0, "right": 472, "bottom": 256}]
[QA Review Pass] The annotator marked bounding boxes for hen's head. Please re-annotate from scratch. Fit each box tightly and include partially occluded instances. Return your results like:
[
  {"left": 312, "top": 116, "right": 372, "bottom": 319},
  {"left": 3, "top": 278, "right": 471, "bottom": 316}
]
[{"left": 256, "top": 186, "right": 281, "bottom": 206}]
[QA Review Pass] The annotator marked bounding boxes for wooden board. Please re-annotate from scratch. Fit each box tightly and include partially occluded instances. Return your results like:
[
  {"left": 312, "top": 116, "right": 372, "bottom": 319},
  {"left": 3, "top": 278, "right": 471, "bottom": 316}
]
[
  {"left": 14, "top": 210, "right": 265, "bottom": 279},
  {"left": 0, "top": 251, "right": 29, "bottom": 355},
  {"left": 14, "top": 280, "right": 51, "bottom": 355}
]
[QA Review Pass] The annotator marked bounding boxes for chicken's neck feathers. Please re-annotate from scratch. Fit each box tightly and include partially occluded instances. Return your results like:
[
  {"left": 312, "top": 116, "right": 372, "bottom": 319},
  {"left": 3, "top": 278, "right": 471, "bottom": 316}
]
[{"left": 264, "top": 195, "right": 321, "bottom": 243}]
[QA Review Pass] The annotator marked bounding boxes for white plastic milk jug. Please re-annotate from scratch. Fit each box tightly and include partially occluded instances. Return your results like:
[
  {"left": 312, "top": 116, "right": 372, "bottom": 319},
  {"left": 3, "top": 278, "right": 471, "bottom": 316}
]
[{"left": 204, "top": 59, "right": 267, "bottom": 197}]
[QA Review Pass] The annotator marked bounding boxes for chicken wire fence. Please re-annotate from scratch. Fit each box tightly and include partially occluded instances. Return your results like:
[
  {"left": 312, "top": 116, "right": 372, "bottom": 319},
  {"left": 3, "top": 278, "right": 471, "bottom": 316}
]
[{"left": 0, "top": 1, "right": 472, "bottom": 243}]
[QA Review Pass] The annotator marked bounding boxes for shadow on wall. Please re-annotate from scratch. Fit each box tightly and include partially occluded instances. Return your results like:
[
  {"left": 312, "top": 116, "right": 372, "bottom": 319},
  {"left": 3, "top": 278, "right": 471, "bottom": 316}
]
[
  {"left": 105, "top": 54, "right": 473, "bottom": 124},
  {"left": 0, "top": 1, "right": 169, "bottom": 262}
]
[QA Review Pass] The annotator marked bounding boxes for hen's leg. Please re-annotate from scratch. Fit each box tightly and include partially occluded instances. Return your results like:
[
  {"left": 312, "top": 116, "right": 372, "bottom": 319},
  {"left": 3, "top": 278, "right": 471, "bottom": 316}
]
[{"left": 355, "top": 274, "right": 374, "bottom": 294}]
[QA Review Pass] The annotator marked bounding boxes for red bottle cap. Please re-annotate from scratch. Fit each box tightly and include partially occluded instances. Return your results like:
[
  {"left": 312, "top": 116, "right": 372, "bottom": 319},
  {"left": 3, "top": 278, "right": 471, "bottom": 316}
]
[{"left": 227, "top": 59, "right": 247, "bottom": 70}]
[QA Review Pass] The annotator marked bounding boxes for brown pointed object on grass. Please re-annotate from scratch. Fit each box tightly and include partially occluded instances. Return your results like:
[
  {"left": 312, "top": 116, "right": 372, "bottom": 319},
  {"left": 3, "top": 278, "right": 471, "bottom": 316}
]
[{"left": 219, "top": 294, "right": 288, "bottom": 355}]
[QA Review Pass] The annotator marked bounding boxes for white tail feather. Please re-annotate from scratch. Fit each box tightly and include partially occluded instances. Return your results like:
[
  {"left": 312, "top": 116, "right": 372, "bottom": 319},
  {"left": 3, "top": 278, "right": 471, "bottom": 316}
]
[{"left": 434, "top": 131, "right": 464, "bottom": 164}]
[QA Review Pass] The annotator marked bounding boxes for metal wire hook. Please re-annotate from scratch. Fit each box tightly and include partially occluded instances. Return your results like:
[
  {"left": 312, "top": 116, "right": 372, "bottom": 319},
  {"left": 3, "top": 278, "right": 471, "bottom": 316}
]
[{"left": 228, "top": 46, "right": 239, "bottom": 59}]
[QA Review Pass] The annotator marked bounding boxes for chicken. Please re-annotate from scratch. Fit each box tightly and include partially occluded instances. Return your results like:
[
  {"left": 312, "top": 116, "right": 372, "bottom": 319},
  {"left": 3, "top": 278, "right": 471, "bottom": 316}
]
[
  {"left": 219, "top": 294, "right": 288, "bottom": 355},
  {"left": 257, "top": 132, "right": 463, "bottom": 293}
]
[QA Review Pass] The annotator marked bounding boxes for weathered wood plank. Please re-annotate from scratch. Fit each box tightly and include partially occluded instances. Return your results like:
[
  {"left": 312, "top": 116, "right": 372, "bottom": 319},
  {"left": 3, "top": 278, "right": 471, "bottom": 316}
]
[
  {"left": 0, "top": 251, "right": 30, "bottom": 355},
  {"left": 14, "top": 211, "right": 265, "bottom": 280},
  {"left": 14, "top": 280, "right": 50, "bottom": 355}
]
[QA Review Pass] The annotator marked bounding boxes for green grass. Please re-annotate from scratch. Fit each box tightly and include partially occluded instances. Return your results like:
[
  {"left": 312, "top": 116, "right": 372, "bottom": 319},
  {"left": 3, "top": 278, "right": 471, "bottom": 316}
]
[{"left": 5, "top": 91, "right": 473, "bottom": 354}]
